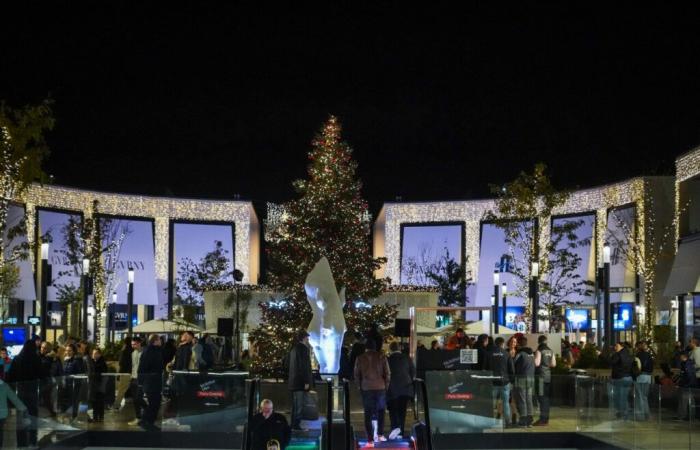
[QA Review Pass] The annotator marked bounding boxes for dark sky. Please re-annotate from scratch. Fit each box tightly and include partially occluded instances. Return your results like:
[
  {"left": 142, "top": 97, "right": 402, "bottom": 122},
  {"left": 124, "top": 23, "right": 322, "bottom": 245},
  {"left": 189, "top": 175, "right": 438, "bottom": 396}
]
[{"left": 2, "top": 3, "right": 699, "bottom": 215}]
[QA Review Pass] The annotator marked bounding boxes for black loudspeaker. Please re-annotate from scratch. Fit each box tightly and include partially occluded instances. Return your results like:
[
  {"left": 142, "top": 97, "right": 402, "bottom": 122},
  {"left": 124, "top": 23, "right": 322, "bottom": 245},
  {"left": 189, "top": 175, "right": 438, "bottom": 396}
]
[
  {"left": 217, "top": 318, "right": 234, "bottom": 336},
  {"left": 394, "top": 318, "right": 411, "bottom": 337}
]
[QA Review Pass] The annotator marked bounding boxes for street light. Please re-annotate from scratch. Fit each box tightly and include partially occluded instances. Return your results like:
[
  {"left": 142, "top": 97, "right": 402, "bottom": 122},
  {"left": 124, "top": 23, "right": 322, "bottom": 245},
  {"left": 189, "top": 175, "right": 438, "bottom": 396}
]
[
  {"left": 530, "top": 261, "right": 539, "bottom": 333},
  {"left": 671, "top": 298, "right": 680, "bottom": 342},
  {"left": 603, "top": 243, "right": 612, "bottom": 347},
  {"left": 501, "top": 282, "right": 507, "bottom": 329},
  {"left": 107, "top": 291, "right": 117, "bottom": 344},
  {"left": 127, "top": 268, "right": 135, "bottom": 336},
  {"left": 233, "top": 269, "right": 244, "bottom": 365},
  {"left": 39, "top": 243, "right": 52, "bottom": 339},
  {"left": 493, "top": 271, "right": 500, "bottom": 334},
  {"left": 490, "top": 295, "right": 496, "bottom": 334},
  {"left": 82, "top": 258, "right": 90, "bottom": 340}
]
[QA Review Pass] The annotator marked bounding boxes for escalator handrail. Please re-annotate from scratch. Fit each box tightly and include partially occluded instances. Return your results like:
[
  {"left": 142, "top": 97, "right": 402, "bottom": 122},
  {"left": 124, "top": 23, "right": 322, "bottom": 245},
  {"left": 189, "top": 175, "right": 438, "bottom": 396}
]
[
  {"left": 342, "top": 379, "right": 352, "bottom": 450},
  {"left": 244, "top": 377, "right": 259, "bottom": 450},
  {"left": 326, "top": 379, "right": 333, "bottom": 450},
  {"left": 414, "top": 378, "right": 434, "bottom": 450}
]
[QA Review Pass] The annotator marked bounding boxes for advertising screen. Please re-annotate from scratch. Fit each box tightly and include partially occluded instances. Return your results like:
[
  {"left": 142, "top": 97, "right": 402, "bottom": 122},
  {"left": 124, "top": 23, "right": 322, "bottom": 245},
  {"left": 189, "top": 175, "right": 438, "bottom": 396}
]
[
  {"left": 566, "top": 309, "right": 590, "bottom": 331},
  {"left": 612, "top": 303, "right": 634, "bottom": 331}
]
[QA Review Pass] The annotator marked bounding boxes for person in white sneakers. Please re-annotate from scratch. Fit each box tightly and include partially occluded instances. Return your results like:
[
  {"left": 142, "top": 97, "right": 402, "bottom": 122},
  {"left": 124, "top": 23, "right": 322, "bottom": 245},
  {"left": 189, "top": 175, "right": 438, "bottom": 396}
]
[
  {"left": 387, "top": 342, "right": 414, "bottom": 440},
  {"left": 354, "top": 338, "right": 390, "bottom": 444}
]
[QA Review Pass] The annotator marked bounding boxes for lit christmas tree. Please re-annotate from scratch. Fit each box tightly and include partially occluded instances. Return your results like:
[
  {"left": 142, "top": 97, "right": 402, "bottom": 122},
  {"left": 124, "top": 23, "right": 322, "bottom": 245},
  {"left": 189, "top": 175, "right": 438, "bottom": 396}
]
[{"left": 250, "top": 116, "right": 396, "bottom": 375}]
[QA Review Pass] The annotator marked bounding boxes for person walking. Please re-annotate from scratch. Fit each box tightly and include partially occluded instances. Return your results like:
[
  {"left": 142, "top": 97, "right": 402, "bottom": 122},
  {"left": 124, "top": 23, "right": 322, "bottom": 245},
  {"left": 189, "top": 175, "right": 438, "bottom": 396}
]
[
  {"left": 113, "top": 336, "right": 132, "bottom": 411},
  {"left": 138, "top": 334, "right": 164, "bottom": 431},
  {"left": 6, "top": 339, "right": 42, "bottom": 447},
  {"left": 89, "top": 348, "right": 108, "bottom": 422},
  {"left": 674, "top": 352, "right": 698, "bottom": 421},
  {"left": 486, "top": 337, "right": 515, "bottom": 428},
  {"left": 534, "top": 335, "right": 556, "bottom": 426},
  {"left": 39, "top": 341, "right": 62, "bottom": 416},
  {"left": 249, "top": 399, "right": 291, "bottom": 450},
  {"left": 634, "top": 341, "right": 653, "bottom": 421},
  {"left": 61, "top": 344, "right": 86, "bottom": 420},
  {"left": 128, "top": 337, "right": 145, "bottom": 426},
  {"left": 513, "top": 336, "right": 537, "bottom": 427},
  {"left": 610, "top": 342, "right": 634, "bottom": 420},
  {"left": 387, "top": 341, "right": 414, "bottom": 440},
  {"left": 288, "top": 330, "right": 313, "bottom": 431},
  {"left": 354, "top": 339, "right": 390, "bottom": 443}
]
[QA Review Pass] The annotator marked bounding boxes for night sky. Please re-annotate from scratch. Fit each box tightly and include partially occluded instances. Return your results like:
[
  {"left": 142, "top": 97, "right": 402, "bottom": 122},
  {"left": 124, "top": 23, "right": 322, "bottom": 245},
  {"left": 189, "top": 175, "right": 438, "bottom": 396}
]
[{"left": 2, "top": 3, "right": 699, "bottom": 216}]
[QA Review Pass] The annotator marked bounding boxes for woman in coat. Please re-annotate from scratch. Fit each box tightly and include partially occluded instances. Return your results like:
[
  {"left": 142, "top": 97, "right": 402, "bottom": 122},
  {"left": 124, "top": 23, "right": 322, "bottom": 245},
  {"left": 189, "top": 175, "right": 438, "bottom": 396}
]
[
  {"left": 89, "top": 348, "right": 108, "bottom": 422},
  {"left": 386, "top": 342, "right": 415, "bottom": 440},
  {"left": 5, "top": 339, "right": 42, "bottom": 447}
]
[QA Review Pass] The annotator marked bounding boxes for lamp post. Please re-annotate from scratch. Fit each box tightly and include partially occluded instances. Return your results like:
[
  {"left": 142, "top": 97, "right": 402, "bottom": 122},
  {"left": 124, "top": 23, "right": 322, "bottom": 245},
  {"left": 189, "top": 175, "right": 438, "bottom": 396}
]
[
  {"left": 530, "top": 262, "right": 539, "bottom": 333},
  {"left": 127, "top": 268, "right": 134, "bottom": 336},
  {"left": 493, "top": 271, "right": 500, "bottom": 334},
  {"left": 603, "top": 244, "right": 612, "bottom": 347},
  {"left": 501, "top": 283, "right": 507, "bottom": 329},
  {"left": 107, "top": 291, "right": 117, "bottom": 344},
  {"left": 671, "top": 298, "right": 680, "bottom": 341},
  {"left": 233, "top": 269, "right": 244, "bottom": 365},
  {"left": 82, "top": 258, "right": 91, "bottom": 341},
  {"left": 490, "top": 295, "right": 496, "bottom": 334},
  {"left": 677, "top": 295, "right": 686, "bottom": 344},
  {"left": 40, "top": 243, "right": 52, "bottom": 339}
]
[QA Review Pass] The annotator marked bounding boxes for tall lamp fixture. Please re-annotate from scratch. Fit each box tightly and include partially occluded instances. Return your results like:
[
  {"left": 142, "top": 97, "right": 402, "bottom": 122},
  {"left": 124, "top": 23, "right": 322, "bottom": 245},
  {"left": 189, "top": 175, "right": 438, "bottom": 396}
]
[
  {"left": 233, "top": 269, "right": 244, "bottom": 365},
  {"left": 39, "top": 243, "right": 52, "bottom": 339},
  {"left": 127, "top": 268, "right": 135, "bottom": 336},
  {"left": 82, "top": 258, "right": 91, "bottom": 340},
  {"left": 107, "top": 291, "right": 117, "bottom": 344},
  {"left": 603, "top": 244, "right": 612, "bottom": 347},
  {"left": 493, "top": 271, "right": 500, "bottom": 334},
  {"left": 501, "top": 283, "right": 508, "bottom": 328},
  {"left": 530, "top": 262, "right": 539, "bottom": 333}
]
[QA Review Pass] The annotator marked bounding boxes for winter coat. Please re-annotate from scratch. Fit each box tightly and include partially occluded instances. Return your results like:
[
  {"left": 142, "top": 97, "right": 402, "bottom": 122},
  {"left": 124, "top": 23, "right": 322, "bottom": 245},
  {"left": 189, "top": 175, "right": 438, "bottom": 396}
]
[
  {"left": 138, "top": 344, "right": 164, "bottom": 394},
  {"left": 89, "top": 356, "right": 108, "bottom": 399},
  {"left": 287, "top": 342, "right": 312, "bottom": 391},
  {"left": 173, "top": 342, "right": 193, "bottom": 371},
  {"left": 387, "top": 351, "right": 414, "bottom": 399},
  {"left": 610, "top": 348, "right": 634, "bottom": 379},
  {"left": 486, "top": 346, "right": 515, "bottom": 386},
  {"left": 0, "top": 380, "right": 25, "bottom": 419},
  {"left": 354, "top": 350, "right": 390, "bottom": 391},
  {"left": 63, "top": 356, "right": 86, "bottom": 376},
  {"left": 6, "top": 341, "right": 42, "bottom": 393},
  {"left": 249, "top": 411, "right": 291, "bottom": 450},
  {"left": 118, "top": 346, "right": 133, "bottom": 374},
  {"left": 40, "top": 352, "right": 63, "bottom": 378}
]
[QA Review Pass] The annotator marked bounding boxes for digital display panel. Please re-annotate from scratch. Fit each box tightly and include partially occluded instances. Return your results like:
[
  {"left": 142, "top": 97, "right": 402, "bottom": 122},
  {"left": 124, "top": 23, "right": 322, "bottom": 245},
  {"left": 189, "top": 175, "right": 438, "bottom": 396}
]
[
  {"left": 612, "top": 303, "right": 634, "bottom": 331},
  {"left": 566, "top": 309, "right": 590, "bottom": 331},
  {"left": 2, "top": 327, "right": 26, "bottom": 346},
  {"left": 500, "top": 306, "right": 526, "bottom": 331}
]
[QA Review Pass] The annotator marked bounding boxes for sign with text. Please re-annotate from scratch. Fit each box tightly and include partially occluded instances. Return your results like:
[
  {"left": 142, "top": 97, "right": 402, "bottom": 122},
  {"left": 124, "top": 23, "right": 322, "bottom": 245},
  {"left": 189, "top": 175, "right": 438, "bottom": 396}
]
[{"left": 459, "top": 349, "right": 478, "bottom": 364}]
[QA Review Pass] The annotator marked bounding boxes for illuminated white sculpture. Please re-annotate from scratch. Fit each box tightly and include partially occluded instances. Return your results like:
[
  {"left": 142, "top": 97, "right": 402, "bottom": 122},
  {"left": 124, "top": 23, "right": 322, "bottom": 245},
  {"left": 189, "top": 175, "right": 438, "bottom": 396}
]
[{"left": 305, "top": 257, "right": 347, "bottom": 374}]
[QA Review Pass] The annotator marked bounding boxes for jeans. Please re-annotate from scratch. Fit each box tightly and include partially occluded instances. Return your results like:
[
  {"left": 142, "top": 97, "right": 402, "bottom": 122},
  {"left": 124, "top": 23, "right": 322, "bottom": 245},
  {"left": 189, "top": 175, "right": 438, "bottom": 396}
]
[
  {"left": 291, "top": 390, "right": 306, "bottom": 428},
  {"left": 612, "top": 377, "right": 633, "bottom": 419},
  {"left": 677, "top": 387, "right": 696, "bottom": 419},
  {"left": 492, "top": 383, "right": 512, "bottom": 425},
  {"left": 361, "top": 389, "right": 387, "bottom": 439},
  {"left": 634, "top": 374, "right": 651, "bottom": 420},
  {"left": 513, "top": 377, "right": 534, "bottom": 424},
  {"left": 16, "top": 389, "right": 38, "bottom": 447},
  {"left": 536, "top": 380, "right": 550, "bottom": 422},
  {"left": 388, "top": 395, "right": 409, "bottom": 435}
]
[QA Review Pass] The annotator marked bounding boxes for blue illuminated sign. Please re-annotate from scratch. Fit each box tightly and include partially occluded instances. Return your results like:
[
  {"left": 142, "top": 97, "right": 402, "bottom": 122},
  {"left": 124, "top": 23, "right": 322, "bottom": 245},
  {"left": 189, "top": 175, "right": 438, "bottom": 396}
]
[
  {"left": 566, "top": 309, "right": 590, "bottom": 331},
  {"left": 612, "top": 303, "right": 634, "bottom": 331}
]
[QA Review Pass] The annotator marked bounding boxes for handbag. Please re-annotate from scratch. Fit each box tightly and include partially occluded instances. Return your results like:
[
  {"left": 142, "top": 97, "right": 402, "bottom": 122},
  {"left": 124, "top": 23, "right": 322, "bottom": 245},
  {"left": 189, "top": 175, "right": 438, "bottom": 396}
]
[{"left": 300, "top": 390, "right": 319, "bottom": 421}]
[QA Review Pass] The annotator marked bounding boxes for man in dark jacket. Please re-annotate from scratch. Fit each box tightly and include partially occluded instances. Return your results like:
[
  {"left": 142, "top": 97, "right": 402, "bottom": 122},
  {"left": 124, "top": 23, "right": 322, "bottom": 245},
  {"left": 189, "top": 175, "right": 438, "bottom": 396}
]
[
  {"left": 674, "top": 352, "right": 698, "bottom": 421},
  {"left": 387, "top": 342, "right": 414, "bottom": 440},
  {"left": 348, "top": 332, "right": 366, "bottom": 380},
  {"left": 249, "top": 399, "right": 291, "bottom": 450},
  {"left": 486, "top": 337, "right": 515, "bottom": 427},
  {"left": 173, "top": 331, "right": 194, "bottom": 370},
  {"left": 288, "top": 330, "right": 313, "bottom": 431},
  {"left": 6, "top": 340, "right": 42, "bottom": 446},
  {"left": 534, "top": 335, "right": 556, "bottom": 426},
  {"left": 39, "top": 342, "right": 62, "bottom": 416},
  {"left": 610, "top": 342, "right": 633, "bottom": 419},
  {"left": 513, "top": 336, "right": 536, "bottom": 427},
  {"left": 138, "top": 334, "right": 164, "bottom": 431}
]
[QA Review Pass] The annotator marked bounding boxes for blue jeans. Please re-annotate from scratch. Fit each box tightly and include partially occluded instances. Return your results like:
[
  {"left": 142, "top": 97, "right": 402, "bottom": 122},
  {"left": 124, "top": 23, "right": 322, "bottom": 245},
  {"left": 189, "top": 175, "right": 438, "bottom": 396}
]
[
  {"left": 492, "top": 384, "right": 512, "bottom": 425},
  {"left": 634, "top": 374, "right": 651, "bottom": 420},
  {"left": 613, "top": 377, "right": 633, "bottom": 419},
  {"left": 361, "top": 390, "right": 386, "bottom": 439}
]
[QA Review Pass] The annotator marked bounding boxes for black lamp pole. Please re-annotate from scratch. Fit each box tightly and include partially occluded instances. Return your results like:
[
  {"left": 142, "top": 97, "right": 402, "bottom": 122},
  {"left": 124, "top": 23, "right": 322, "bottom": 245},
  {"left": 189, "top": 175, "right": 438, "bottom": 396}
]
[
  {"left": 501, "top": 282, "right": 507, "bottom": 328},
  {"left": 530, "top": 262, "right": 539, "bottom": 333},
  {"left": 39, "top": 243, "right": 51, "bottom": 340},
  {"left": 82, "top": 259, "right": 90, "bottom": 341},
  {"left": 603, "top": 244, "right": 612, "bottom": 347},
  {"left": 233, "top": 269, "right": 244, "bottom": 365},
  {"left": 127, "top": 268, "right": 134, "bottom": 336},
  {"left": 493, "top": 271, "right": 499, "bottom": 334}
]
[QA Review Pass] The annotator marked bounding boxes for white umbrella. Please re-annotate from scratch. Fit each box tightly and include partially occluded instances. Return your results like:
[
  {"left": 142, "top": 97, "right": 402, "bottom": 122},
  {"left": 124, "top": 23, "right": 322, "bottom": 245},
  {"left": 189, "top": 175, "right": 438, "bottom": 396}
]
[{"left": 132, "top": 318, "right": 203, "bottom": 333}]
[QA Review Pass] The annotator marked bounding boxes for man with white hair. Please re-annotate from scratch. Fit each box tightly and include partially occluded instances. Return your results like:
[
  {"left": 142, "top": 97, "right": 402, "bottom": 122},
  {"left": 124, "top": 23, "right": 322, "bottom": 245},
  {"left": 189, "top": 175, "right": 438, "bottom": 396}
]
[{"left": 249, "top": 399, "right": 291, "bottom": 450}]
